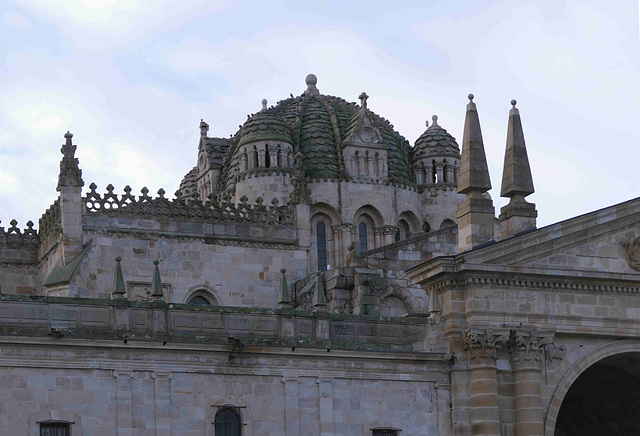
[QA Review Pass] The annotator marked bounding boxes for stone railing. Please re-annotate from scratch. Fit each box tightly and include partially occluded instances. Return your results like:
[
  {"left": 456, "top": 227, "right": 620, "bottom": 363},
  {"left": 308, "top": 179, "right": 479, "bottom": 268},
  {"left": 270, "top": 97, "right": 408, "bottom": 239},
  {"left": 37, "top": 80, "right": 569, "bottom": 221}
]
[
  {"left": 0, "top": 220, "right": 39, "bottom": 249},
  {"left": 84, "top": 183, "right": 294, "bottom": 227},
  {"left": 0, "top": 296, "right": 431, "bottom": 352}
]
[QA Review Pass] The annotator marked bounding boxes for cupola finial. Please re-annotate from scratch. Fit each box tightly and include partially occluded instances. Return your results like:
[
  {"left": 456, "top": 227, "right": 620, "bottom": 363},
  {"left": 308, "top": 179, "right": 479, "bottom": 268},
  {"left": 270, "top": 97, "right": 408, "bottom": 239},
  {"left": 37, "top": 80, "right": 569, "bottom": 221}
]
[
  {"left": 261, "top": 99, "right": 267, "bottom": 111},
  {"left": 358, "top": 92, "right": 369, "bottom": 110},
  {"left": 431, "top": 114, "right": 439, "bottom": 127},
  {"left": 305, "top": 74, "right": 319, "bottom": 95}
]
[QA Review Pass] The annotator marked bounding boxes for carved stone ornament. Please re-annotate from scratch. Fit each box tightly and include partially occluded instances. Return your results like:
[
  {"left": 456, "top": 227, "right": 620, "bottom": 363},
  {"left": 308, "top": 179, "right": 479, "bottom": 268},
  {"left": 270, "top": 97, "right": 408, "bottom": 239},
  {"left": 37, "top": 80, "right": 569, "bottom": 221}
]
[
  {"left": 624, "top": 236, "right": 640, "bottom": 271},
  {"left": 508, "top": 330, "right": 554, "bottom": 369},
  {"left": 57, "top": 131, "right": 84, "bottom": 190},
  {"left": 463, "top": 327, "right": 510, "bottom": 363},
  {"left": 343, "top": 92, "right": 383, "bottom": 145},
  {"left": 290, "top": 152, "right": 311, "bottom": 205}
]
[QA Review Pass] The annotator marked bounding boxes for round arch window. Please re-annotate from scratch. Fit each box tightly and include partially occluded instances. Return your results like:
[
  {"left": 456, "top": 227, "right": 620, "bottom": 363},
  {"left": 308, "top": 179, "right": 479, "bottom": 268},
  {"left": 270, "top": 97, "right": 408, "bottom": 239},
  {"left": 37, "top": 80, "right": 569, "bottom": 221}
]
[
  {"left": 215, "top": 408, "right": 241, "bottom": 436},
  {"left": 187, "top": 295, "right": 211, "bottom": 306}
]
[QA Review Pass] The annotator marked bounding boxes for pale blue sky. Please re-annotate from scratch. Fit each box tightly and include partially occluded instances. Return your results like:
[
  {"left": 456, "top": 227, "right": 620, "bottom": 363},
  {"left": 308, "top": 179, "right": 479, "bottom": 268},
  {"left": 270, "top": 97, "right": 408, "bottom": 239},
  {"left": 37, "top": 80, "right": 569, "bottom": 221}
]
[{"left": 1, "top": 0, "right": 639, "bottom": 229}]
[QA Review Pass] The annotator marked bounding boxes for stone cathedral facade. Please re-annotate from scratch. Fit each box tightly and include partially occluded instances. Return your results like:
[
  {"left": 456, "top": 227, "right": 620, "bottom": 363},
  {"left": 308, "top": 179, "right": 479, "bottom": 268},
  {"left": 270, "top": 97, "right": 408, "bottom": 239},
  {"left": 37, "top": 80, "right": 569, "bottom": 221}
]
[{"left": 1, "top": 75, "right": 640, "bottom": 435}]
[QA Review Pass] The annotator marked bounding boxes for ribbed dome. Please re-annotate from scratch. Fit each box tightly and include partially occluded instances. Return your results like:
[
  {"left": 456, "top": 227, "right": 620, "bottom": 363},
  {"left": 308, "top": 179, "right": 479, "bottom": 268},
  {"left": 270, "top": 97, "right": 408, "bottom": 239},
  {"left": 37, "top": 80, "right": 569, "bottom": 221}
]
[
  {"left": 178, "top": 166, "right": 198, "bottom": 201},
  {"left": 413, "top": 115, "right": 460, "bottom": 160},
  {"left": 223, "top": 82, "right": 414, "bottom": 188},
  {"left": 237, "top": 108, "right": 293, "bottom": 147}
]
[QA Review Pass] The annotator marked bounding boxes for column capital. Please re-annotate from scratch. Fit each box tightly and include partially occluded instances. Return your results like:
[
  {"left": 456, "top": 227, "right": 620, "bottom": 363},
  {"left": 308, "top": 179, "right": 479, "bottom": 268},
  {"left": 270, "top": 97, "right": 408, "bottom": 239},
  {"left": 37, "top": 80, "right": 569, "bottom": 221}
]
[
  {"left": 508, "top": 329, "right": 555, "bottom": 370},
  {"left": 463, "top": 327, "right": 510, "bottom": 365}
]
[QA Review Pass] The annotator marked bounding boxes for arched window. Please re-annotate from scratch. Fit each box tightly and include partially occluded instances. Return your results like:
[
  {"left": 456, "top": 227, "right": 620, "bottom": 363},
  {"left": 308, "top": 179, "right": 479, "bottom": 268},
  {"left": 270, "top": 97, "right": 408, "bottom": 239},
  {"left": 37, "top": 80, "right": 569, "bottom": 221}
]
[
  {"left": 215, "top": 408, "right": 241, "bottom": 436},
  {"left": 187, "top": 295, "right": 211, "bottom": 306},
  {"left": 358, "top": 222, "right": 368, "bottom": 252},
  {"left": 394, "top": 229, "right": 401, "bottom": 242},
  {"left": 423, "top": 222, "right": 431, "bottom": 233},
  {"left": 316, "top": 221, "right": 327, "bottom": 272}
]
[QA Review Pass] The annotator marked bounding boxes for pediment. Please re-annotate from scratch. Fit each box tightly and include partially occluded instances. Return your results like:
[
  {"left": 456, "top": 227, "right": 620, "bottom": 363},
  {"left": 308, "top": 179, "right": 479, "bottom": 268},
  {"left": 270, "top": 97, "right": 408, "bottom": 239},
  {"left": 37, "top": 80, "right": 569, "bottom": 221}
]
[{"left": 463, "top": 198, "right": 640, "bottom": 276}]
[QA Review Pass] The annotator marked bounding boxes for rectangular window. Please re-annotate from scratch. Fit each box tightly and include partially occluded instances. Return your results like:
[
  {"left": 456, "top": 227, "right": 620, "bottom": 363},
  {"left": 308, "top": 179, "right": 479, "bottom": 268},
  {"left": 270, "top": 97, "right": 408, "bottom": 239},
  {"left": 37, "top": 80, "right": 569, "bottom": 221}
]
[{"left": 40, "top": 422, "right": 70, "bottom": 436}]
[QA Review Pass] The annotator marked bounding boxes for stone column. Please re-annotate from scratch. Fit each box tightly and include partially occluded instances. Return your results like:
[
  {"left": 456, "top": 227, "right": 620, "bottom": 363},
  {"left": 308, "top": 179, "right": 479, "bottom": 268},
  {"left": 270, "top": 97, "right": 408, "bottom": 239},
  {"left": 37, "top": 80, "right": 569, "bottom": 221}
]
[
  {"left": 282, "top": 375, "right": 300, "bottom": 435},
  {"left": 435, "top": 163, "right": 444, "bottom": 184},
  {"left": 425, "top": 164, "right": 434, "bottom": 184},
  {"left": 509, "top": 331, "right": 553, "bottom": 436},
  {"left": 241, "top": 152, "right": 248, "bottom": 171},
  {"left": 152, "top": 372, "right": 173, "bottom": 436},
  {"left": 317, "top": 377, "right": 334, "bottom": 436},
  {"left": 113, "top": 370, "right": 135, "bottom": 436},
  {"left": 445, "top": 165, "right": 454, "bottom": 184},
  {"left": 269, "top": 148, "right": 278, "bottom": 168},
  {"left": 257, "top": 147, "right": 266, "bottom": 167},
  {"left": 415, "top": 166, "right": 424, "bottom": 185},
  {"left": 463, "top": 328, "right": 509, "bottom": 436}
]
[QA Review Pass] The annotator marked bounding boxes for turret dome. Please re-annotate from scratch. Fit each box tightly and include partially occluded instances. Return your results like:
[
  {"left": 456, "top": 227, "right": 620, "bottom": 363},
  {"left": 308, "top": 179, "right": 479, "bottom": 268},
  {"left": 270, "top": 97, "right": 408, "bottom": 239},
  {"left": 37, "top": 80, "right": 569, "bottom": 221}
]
[{"left": 412, "top": 115, "right": 460, "bottom": 161}]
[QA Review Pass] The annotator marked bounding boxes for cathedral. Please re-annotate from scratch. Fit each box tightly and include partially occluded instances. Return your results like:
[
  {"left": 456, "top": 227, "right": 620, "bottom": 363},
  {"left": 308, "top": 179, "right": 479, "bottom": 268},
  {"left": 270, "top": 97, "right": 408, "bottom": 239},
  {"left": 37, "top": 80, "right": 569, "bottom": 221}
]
[{"left": 1, "top": 74, "right": 639, "bottom": 435}]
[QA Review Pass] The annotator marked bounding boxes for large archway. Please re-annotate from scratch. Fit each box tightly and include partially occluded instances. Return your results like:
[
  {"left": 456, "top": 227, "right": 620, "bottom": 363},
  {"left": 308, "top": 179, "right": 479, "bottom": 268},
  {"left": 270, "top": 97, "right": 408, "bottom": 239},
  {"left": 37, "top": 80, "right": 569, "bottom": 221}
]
[{"left": 554, "top": 352, "right": 640, "bottom": 435}]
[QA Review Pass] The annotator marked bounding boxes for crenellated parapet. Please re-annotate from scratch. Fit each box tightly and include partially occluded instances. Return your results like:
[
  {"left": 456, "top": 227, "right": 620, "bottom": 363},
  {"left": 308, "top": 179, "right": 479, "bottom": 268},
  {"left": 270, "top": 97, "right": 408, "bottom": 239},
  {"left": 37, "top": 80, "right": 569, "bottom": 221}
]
[
  {"left": 0, "top": 220, "right": 39, "bottom": 249},
  {"left": 84, "top": 183, "right": 295, "bottom": 227}
]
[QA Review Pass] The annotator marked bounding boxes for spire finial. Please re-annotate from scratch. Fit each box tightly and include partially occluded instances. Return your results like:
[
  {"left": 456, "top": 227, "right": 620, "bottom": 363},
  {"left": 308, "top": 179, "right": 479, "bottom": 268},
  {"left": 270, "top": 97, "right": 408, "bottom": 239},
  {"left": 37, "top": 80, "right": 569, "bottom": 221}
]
[
  {"left": 113, "top": 256, "right": 127, "bottom": 299},
  {"left": 511, "top": 99, "right": 517, "bottom": 108},
  {"left": 261, "top": 99, "right": 267, "bottom": 111},
  {"left": 278, "top": 268, "right": 291, "bottom": 307},
  {"left": 501, "top": 99, "right": 534, "bottom": 199},
  {"left": 313, "top": 271, "right": 327, "bottom": 311},
  {"left": 358, "top": 92, "right": 369, "bottom": 110},
  {"left": 150, "top": 260, "right": 164, "bottom": 301},
  {"left": 305, "top": 74, "right": 319, "bottom": 95},
  {"left": 57, "top": 130, "right": 83, "bottom": 191},
  {"left": 458, "top": 94, "right": 491, "bottom": 195},
  {"left": 431, "top": 114, "right": 439, "bottom": 127}
]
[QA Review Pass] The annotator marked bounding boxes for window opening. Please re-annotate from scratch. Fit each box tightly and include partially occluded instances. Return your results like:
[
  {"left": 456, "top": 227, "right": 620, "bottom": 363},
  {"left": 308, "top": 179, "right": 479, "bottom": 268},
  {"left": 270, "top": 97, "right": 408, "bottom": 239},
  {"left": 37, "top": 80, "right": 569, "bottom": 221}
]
[
  {"left": 316, "top": 221, "right": 327, "bottom": 272},
  {"left": 40, "top": 422, "right": 71, "bottom": 436},
  {"left": 358, "top": 222, "right": 368, "bottom": 252},
  {"left": 264, "top": 145, "right": 271, "bottom": 168},
  {"left": 372, "top": 430, "right": 398, "bottom": 436},
  {"left": 187, "top": 295, "right": 211, "bottom": 306},
  {"left": 215, "top": 408, "right": 241, "bottom": 436},
  {"left": 394, "top": 229, "right": 400, "bottom": 242}
]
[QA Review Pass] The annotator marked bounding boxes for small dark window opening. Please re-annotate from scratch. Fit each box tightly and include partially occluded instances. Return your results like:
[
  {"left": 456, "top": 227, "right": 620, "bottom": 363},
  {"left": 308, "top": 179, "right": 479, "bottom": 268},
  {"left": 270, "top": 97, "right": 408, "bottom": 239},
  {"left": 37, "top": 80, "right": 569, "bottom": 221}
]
[
  {"left": 40, "top": 422, "right": 71, "bottom": 436},
  {"left": 215, "top": 408, "right": 241, "bottom": 436},
  {"left": 187, "top": 296, "right": 211, "bottom": 306},
  {"left": 264, "top": 145, "right": 271, "bottom": 168},
  {"left": 372, "top": 429, "right": 398, "bottom": 436},
  {"left": 358, "top": 222, "right": 368, "bottom": 252},
  {"left": 394, "top": 230, "right": 401, "bottom": 242},
  {"left": 316, "top": 221, "right": 328, "bottom": 272},
  {"left": 423, "top": 222, "right": 431, "bottom": 233}
]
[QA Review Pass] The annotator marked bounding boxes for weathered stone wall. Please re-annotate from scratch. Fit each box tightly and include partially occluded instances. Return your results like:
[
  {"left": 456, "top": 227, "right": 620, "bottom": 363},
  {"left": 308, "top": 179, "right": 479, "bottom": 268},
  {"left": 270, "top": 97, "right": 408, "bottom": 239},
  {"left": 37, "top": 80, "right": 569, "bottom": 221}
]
[
  {"left": 0, "top": 246, "right": 38, "bottom": 295},
  {"left": 67, "top": 214, "right": 308, "bottom": 304},
  {"left": 0, "top": 297, "right": 450, "bottom": 435}
]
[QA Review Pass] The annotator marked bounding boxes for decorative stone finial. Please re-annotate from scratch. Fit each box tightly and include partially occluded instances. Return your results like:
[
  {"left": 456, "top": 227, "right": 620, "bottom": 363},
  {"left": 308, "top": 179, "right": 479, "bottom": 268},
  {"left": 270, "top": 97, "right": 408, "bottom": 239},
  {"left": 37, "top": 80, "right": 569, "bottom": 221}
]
[
  {"left": 458, "top": 94, "right": 491, "bottom": 194},
  {"left": 425, "top": 120, "right": 429, "bottom": 128},
  {"left": 432, "top": 114, "right": 439, "bottom": 127},
  {"left": 261, "top": 99, "right": 267, "bottom": 111},
  {"left": 358, "top": 92, "right": 369, "bottom": 110},
  {"left": 278, "top": 268, "right": 291, "bottom": 307},
  {"left": 511, "top": 99, "right": 517, "bottom": 107},
  {"left": 305, "top": 74, "right": 319, "bottom": 95},
  {"left": 199, "top": 119, "right": 209, "bottom": 138},
  {"left": 113, "top": 256, "right": 127, "bottom": 299},
  {"left": 57, "top": 131, "right": 84, "bottom": 191},
  {"left": 150, "top": 260, "right": 164, "bottom": 301},
  {"left": 313, "top": 271, "right": 327, "bottom": 311},
  {"left": 499, "top": 98, "right": 537, "bottom": 237},
  {"left": 501, "top": 99, "right": 534, "bottom": 198}
]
